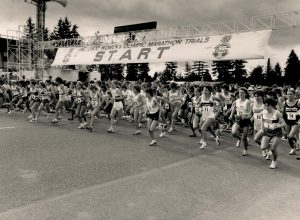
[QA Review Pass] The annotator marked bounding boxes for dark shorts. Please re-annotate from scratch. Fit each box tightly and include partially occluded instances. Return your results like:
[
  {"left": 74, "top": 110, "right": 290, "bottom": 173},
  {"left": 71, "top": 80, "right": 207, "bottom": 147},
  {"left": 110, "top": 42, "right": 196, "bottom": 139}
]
[
  {"left": 236, "top": 118, "right": 251, "bottom": 128},
  {"left": 148, "top": 111, "right": 159, "bottom": 121},
  {"left": 264, "top": 128, "right": 282, "bottom": 138}
]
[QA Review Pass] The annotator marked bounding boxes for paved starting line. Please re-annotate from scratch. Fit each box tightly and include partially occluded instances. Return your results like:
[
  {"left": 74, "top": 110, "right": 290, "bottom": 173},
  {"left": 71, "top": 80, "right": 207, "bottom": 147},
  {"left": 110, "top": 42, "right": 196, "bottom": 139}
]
[{"left": 0, "top": 127, "right": 16, "bottom": 130}]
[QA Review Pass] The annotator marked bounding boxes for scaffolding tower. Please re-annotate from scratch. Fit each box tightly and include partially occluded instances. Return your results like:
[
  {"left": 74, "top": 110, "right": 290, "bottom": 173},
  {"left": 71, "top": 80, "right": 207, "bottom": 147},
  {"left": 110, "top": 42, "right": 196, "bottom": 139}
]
[{"left": 6, "top": 27, "right": 33, "bottom": 74}]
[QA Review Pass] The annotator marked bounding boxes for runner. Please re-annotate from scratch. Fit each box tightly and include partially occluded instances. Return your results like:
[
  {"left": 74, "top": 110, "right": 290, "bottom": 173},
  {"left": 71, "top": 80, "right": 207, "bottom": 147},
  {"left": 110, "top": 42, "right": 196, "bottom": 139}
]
[
  {"left": 230, "top": 87, "right": 252, "bottom": 156},
  {"left": 86, "top": 84, "right": 102, "bottom": 131},
  {"left": 282, "top": 89, "right": 300, "bottom": 156},
  {"left": 145, "top": 88, "right": 160, "bottom": 146},
  {"left": 198, "top": 85, "right": 221, "bottom": 149},
  {"left": 107, "top": 81, "right": 124, "bottom": 133},
  {"left": 51, "top": 78, "right": 67, "bottom": 124},
  {"left": 260, "top": 98, "right": 284, "bottom": 169}
]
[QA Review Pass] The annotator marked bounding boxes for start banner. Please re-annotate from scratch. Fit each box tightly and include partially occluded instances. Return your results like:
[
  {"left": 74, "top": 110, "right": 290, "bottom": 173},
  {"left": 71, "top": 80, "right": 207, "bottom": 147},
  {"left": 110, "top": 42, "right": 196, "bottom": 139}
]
[{"left": 52, "top": 30, "right": 272, "bottom": 66}]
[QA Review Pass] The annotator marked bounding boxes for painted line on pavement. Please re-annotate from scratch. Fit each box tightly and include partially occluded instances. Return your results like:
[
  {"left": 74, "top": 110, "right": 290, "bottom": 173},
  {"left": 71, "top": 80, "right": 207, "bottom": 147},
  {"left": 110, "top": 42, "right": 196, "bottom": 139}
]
[{"left": 0, "top": 127, "right": 15, "bottom": 130}]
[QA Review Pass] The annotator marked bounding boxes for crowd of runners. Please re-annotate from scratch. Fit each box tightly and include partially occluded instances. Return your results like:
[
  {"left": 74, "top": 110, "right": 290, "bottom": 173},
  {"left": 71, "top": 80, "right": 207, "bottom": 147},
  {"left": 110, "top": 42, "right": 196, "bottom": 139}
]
[{"left": 1, "top": 77, "right": 300, "bottom": 169}]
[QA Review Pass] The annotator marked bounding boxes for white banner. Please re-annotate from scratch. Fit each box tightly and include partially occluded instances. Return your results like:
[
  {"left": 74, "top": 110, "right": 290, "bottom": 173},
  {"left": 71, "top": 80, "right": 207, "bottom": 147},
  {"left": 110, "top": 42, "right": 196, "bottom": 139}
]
[{"left": 52, "top": 30, "right": 272, "bottom": 66}]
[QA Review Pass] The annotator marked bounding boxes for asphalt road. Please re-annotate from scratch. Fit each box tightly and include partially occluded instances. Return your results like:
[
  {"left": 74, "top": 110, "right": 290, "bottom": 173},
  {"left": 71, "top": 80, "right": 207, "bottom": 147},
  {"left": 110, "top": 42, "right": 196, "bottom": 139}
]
[{"left": 0, "top": 110, "right": 299, "bottom": 220}]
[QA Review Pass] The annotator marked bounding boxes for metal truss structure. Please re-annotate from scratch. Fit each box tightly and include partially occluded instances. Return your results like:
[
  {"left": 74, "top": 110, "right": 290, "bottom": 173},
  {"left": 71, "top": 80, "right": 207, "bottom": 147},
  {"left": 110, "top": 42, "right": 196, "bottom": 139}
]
[
  {"left": 6, "top": 28, "right": 33, "bottom": 73},
  {"left": 36, "top": 10, "right": 300, "bottom": 50}
]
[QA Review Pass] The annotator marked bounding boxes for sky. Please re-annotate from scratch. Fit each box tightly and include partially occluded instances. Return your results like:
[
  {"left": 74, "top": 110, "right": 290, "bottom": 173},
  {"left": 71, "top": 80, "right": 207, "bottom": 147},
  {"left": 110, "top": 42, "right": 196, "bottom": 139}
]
[{"left": 0, "top": 0, "right": 300, "bottom": 75}]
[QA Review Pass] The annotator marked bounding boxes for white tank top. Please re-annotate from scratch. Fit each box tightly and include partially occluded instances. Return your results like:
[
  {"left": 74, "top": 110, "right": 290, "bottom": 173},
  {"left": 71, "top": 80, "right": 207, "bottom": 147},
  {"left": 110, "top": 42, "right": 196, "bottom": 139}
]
[
  {"left": 147, "top": 97, "right": 159, "bottom": 113},
  {"left": 236, "top": 99, "right": 250, "bottom": 116},
  {"left": 252, "top": 102, "right": 264, "bottom": 121},
  {"left": 200, "top": 95, "right": 215, "bottom": 117},
  {"left": 262, "top": 110, "right": 280, "bottom": 130}
]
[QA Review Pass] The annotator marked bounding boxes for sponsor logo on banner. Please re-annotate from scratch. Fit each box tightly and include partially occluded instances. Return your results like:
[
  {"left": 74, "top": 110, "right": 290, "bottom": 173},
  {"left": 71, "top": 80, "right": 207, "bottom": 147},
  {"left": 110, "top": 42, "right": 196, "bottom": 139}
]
[{"left": 213, "top": 35, "right": 232, "bottom": 59}]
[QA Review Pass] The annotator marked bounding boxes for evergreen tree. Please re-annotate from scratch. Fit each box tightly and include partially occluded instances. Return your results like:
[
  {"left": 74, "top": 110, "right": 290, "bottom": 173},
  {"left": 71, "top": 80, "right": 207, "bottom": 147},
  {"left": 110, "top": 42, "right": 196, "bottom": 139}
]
[
  {"left": 50, "top": 17, "right": 80, "bottom": 40},
  {"left": 24, "top": 17, "right": 36, "bottom": 39},
  {"left": 99, "top": 65, "right": 111, "bottom": 81},
  {"left": 137, "top": 63, "right": 151, "bottom": 81},
  {"left": 248, "top": 65, "right": 264, "bottom": 85},
  {"left": 126, "top": 63, "right": 139, "bottom": 81},
  {"left": 284, "top": 50, "right": 300, "bottom": 86},
  {"left": 211, "top": 60, "right": 234, "bottom": 82},
  {"left": 191, "top": 61, "right": 209, "bottom": 81},
  {"left": 232, "top": 60, "right": 247, "bottom": 83},
  {"left": 161, "top": 62, "right": 178, "bottom": 82},
  {"left": 274, "top": 62, "right": 282, "bottom": 85},
  {"left": 111, "top": 64, "right": 124, "bottom": 80}
]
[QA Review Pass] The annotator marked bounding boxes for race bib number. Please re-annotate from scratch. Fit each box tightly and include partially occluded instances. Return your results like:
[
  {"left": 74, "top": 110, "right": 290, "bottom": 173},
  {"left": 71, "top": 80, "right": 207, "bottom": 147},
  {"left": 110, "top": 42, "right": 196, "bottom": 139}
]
[
  {"left": 202, "top": 106, "right": 209, "bottom": 112},
  {"left": 164, "top": 103, "right": 169, "bottom": 109},
  {"left": 287, "top": 112, "right": 296, "bottom": 120},
  {"left": 195, "top": 107, "right": 201, "bottom": 113},
  {"left": 255, "top": 114, "right": 262, "bottom": 120}
]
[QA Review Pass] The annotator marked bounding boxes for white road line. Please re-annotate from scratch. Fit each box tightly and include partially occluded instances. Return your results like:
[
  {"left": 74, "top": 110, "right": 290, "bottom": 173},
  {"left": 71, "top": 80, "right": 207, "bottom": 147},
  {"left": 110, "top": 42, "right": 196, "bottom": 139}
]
[{"left": 0, "top": 127, "right": 15, "bottom": 130}]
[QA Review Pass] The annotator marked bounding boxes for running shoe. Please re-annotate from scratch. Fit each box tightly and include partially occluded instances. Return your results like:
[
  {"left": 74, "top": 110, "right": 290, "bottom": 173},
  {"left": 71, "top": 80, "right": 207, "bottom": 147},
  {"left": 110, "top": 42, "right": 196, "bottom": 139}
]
[
  {"left": 265, "top": 152, "right": 272, "bottom": 160},
  {"left": 297, "top": 157, "right": 300, "bottom": 160},
  {"left": 198, "top": 139, "right": 203, "bottom": 145},
  {"left": 269, "top": 161, "right": 277, "bottom": 169},
  {"left": 262, "top": 150, "right": 268, "bottom": 157},
  {"left": 199, "top": 142, "right": 207, "bottom": 150},
  {"left": 78, "top": 123, "right": 85, "bottom": 129},
  {"left": 29, "top": 119, "right": 37, "bottom": 123},
  {"left": 149, "top": 140, "right": 157, "bottom": 146},
  {"left": 83, "top": 122, "right": 88, "bottom": 127},
  {"left": 281, "top": 135, "right": 287, "bottom": 140},
  {"left": 159, "top": 131, "right": 166, "bottom": 138},
  {"left": 7, "top": 111, "right": 12, "bottom": 114},
  {"left": 295, "top": 144, "right": 300, "bottom": 151},
  {"left": 189, "top": 133, "right": 197, "bottom": 137},
  {"left": 86, "top": 126, "right": 93, "bottom": 132},
  {"left": 133, "top": 130, "right": 142, "bottom": 135},
  {"left": 138, "top": 123, "right": 142, "bottom": 128},
  {"left": 168, "top": 127, "right": 174, "bottom": 133},
  {"left": 289, "top": 149, "right": 297, "bottom": 155},
  {"left": 242, "top": 150, "right": 248, "bottom": 156},
  {"left": 50, "top": 119, "right": 58, "bottom": 124},
  {"left": 28, "top": 114, "right": 33, "bottom": 119},
  {"left": 236, "top": 140, "right": 240, "bottom": 148},
  {"left": 107, "top": 128, "right": 115, "bottom": 133}
]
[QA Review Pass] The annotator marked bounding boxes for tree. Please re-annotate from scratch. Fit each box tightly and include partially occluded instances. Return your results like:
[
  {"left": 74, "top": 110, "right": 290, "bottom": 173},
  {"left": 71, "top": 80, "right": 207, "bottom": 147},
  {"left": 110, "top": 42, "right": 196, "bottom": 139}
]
[
  {"left": 161, "top": 62, "right": 177, "bottom": 82},
  {"left": 232, "top": 60, "right": 247, "bottom": 83},
  {"left": 137, "top": 63, "right": 151, "bottom": 81},
  {"left": 191, "top": 61, "right": 210, "bottom": 81},
  {"left": 211, "top": 60, "right": 234, "bottom": 82},
  {"left": 126, "top": 63, "right": 139, "bottom": 81},
  {"left": 182, "top": 62, "right": 191, "bottom": 79},
  {"left": 284, "top": 50, "right": 300, "bottom": 86},
  {"left": 99, "top": 65, "right": 111, "bottom": 81},
  {"left": 111, "top": 64, "right": 125, "bottom": 80},
  {"left": 248, "top": 65, "right": 264, "bottom": 85},
  {"left": 23, "top": 17, "right": 36, "bottom": 39},
  {"left": 50, "top": 17, "right": 80, "bottom": 40},
  {"left": 274, "top": 62, "right": 283, "bottom": 85}
]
